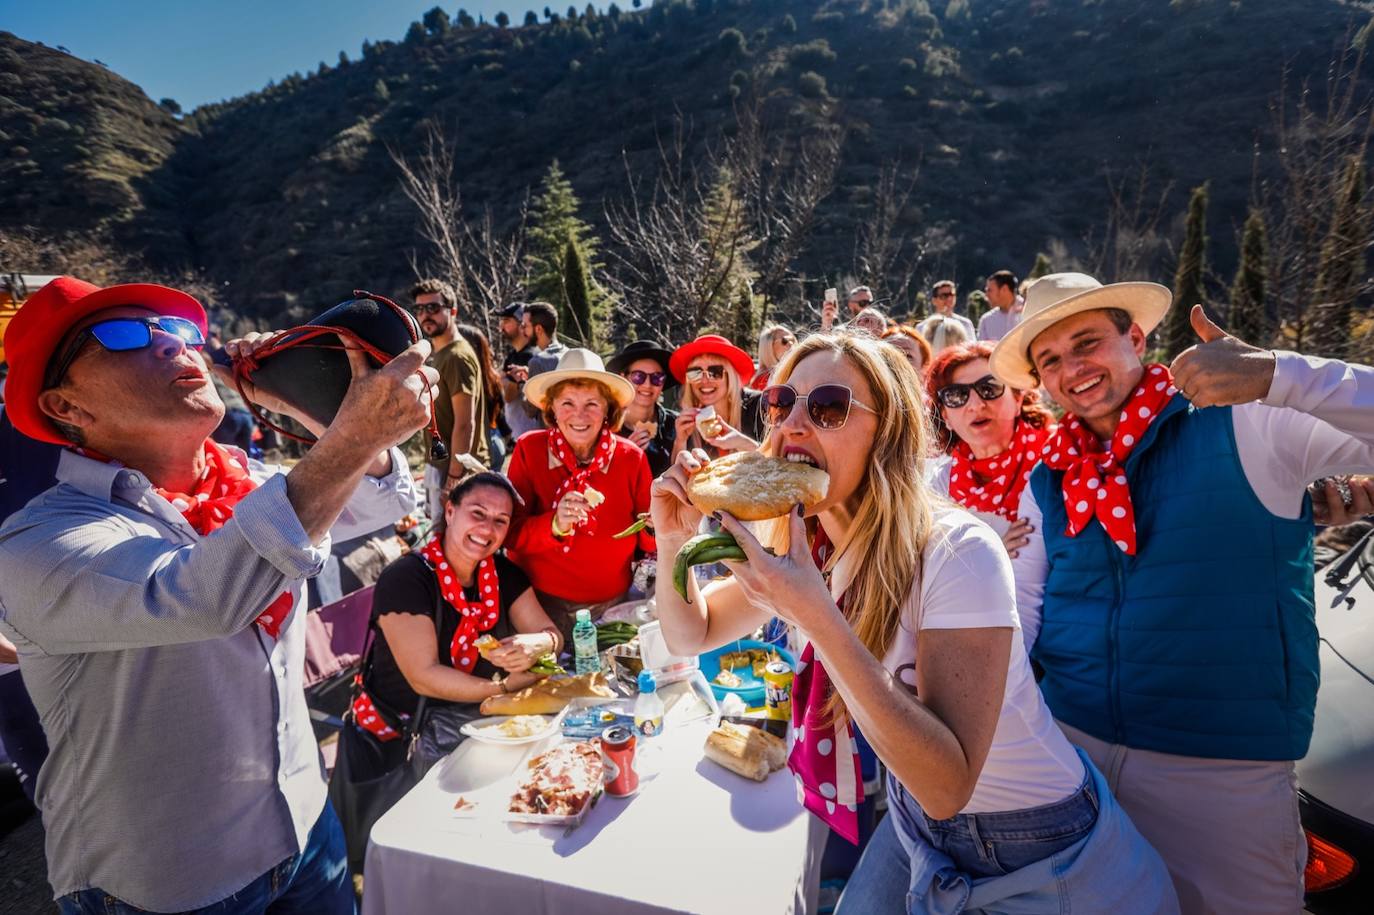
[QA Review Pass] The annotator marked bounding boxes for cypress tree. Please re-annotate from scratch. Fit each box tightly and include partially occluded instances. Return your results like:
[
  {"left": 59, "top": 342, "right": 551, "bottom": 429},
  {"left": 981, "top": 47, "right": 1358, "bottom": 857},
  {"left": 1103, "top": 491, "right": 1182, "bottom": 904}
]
[
  {"left": 730, "top": 283, "right": 759, "bottom": 350},
  {"left": 1228, "top": 208, "right": 1269, "bottom": 345},
  {"left": 1311, "top": 153, "right": 1369, "bottom": 359},
  {"left": 1165, "top": 183, "right": 1210, "bottom": 358},
  {"left": 1028, "top": 252, "right": 1052, "bottom": 280},
  {"left": 562, "top": 239, "right": 596, "bottom": 348}
]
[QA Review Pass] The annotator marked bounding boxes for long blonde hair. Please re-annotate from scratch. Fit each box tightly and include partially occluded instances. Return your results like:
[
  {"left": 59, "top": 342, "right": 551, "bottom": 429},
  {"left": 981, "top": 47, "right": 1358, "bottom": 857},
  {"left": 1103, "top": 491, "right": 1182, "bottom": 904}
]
[
  {"left": 757, "top": 331, "right": 936, "bottom": 724},
  {"left": 756, "top": 324, "right": 792, "bottom": 373},
  {"left": 678, "top": 356, "right": 743, "bottom": 441}
]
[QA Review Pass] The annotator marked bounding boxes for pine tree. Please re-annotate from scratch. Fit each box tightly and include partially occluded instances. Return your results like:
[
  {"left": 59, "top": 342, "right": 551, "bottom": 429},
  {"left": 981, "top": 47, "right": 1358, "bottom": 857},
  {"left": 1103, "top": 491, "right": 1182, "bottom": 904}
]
[
  {"left": 423, "top": 6, "right": 450, "bottom": 35},
  {"left": 495, "top": 10, "right": 510, "bottom": 27},
  {"left": 526, "top": 161, "right": 605, "bottom": 335},
  {"left": 1310, "top": 153, "right": 1369, "bottom": 359},
  {"left": 562, "top": 240, "right": 596, "bottom": 347},
  {"left": 1228, "top": 208, "right": 1269, "bottom": 345},
  {"left": 1165, "top": 183, "right": 1210, "bottom": 358},
  {"left": 524, "top": 10, "right": 539, "bottom": 25},
  {"left": 405, "top": 20, "right": 427, "bottom": 43},
  {"left": 730, "top": 283, "right": 760, "bottom": 350},
  {"left": 1028, "top": 252, "right": 1052, "bottom": 280}
]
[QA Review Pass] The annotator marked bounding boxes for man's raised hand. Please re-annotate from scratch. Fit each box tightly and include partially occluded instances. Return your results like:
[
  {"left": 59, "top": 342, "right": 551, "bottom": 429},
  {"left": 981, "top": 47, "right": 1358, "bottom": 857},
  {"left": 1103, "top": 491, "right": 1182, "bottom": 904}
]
[{"left": 1169, "top": 305, "right": 1277, "bottom": 408}]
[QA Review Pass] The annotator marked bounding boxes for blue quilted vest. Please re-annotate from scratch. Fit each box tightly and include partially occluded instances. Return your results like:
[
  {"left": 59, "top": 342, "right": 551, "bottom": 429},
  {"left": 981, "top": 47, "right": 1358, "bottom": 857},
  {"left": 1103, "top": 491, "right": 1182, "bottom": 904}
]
[{"left": 1030, "top": 397, "right": 1318, "bottom": 761}]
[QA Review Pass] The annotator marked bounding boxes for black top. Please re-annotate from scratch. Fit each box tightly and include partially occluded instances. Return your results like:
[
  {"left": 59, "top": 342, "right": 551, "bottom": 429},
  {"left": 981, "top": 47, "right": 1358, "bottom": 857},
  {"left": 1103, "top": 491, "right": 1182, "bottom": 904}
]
[
  {"left": 641, "top": 400, "right": 680, "bottom": 477},
  {"left": 503, "top": 343, "right": 535, "bottom": 372},
  {"left": 0, "top": 409, "right": 61, "bottom": 524},
  {"left": 367, "top": 551, "right": 532, "bottom": 717}
]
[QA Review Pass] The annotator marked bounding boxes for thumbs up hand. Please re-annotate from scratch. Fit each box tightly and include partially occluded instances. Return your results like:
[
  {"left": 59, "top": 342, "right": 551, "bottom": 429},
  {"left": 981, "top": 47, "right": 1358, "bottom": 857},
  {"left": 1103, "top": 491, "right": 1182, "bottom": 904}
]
[{"left": 1169, "top": 304, "right": 1277, "bottom": 408}]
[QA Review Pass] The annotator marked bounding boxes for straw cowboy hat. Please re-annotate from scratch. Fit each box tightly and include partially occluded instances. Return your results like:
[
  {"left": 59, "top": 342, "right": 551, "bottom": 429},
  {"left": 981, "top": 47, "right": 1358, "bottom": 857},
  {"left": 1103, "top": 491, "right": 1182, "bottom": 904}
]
[
  {"left": 524, "top": 347, "right": 636, "bottom": 410},
  {"left": 989, "top": 272, "right": 1173, "bottom": 390}
]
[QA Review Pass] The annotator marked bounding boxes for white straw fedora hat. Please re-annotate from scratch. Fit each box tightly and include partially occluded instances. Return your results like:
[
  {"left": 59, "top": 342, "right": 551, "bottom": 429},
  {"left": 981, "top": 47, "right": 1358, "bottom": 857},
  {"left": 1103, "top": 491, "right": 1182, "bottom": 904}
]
[
  {"left": 524, "top": 348, "right": 636, "bottom": 410},
  {"left": 989, "top": 272, "right": 1173, "bottom": 390}
]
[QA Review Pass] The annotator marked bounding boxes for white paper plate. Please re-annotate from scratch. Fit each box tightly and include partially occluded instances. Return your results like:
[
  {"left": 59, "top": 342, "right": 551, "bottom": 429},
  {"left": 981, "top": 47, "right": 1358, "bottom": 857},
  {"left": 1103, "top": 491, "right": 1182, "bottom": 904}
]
[{"left": 460, "top": 713, "right": 563, "bottom": 746}]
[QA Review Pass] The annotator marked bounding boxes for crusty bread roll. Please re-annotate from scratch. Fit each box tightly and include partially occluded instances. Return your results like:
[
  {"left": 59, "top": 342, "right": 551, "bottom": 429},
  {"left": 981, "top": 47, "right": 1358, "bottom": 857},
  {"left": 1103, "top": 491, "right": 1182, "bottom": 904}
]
[
  {"left": 479, "top": 672, "right": 615, "bottom": 716},
  {"left": 703, "top": 721, "right": 788, "bottom": 781},
  {"left": 687, "top": 451, "right": 829, "bottom": 521},
  {"left": 634, "top": 420, "right": 658, "bottom": 438}
]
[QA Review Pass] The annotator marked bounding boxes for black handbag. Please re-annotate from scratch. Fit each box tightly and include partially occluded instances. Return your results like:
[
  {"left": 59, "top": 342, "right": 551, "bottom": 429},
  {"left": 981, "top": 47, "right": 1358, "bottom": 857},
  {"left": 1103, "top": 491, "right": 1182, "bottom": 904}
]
[{"left": 328, "top": 561, "right": 441, "bottom": 875}]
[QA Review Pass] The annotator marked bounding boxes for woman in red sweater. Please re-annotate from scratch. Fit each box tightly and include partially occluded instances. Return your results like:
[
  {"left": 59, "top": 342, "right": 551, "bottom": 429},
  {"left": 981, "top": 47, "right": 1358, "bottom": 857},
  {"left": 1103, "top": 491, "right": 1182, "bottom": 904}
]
[{"left": 506, "top": 349, "right": 655, "bottom": 637}]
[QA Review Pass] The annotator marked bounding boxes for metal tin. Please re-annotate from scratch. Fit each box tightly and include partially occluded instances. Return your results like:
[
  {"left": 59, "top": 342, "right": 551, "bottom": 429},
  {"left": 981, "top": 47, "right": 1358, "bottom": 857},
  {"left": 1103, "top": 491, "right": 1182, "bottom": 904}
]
[
  {"left": 601, "top": 725, "right": 640, "bottom": 797},
  {"left": 763, "top": 660, "right": 794, "bottom": 721}
]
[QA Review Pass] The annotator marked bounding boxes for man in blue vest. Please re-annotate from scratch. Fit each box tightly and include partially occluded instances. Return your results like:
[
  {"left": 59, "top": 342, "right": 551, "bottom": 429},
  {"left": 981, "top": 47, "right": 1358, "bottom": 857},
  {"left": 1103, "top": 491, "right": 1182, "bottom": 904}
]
[{"left": 990, "top": 273, "right": 1374, "bottom": 914}]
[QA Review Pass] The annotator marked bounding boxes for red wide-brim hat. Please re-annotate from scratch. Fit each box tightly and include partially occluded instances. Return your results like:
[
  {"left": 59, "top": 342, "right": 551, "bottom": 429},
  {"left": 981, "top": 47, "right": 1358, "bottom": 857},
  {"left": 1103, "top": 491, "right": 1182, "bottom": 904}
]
[
  {"left": 668, "top": 334, "right": 756, "bottom": 384},
  {"left": 3, "top": 276, "right": 207, "bottom": 444}
]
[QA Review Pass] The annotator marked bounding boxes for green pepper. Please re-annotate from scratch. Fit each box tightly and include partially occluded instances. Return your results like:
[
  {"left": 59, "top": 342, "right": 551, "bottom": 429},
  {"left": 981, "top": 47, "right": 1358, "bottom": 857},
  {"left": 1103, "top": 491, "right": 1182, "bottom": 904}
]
[
  {"left": 612, "top": 514, "right": 651, "bottom": 539},
  {"left": 672, "top": 532, "right": 748, "bottom": 602}
]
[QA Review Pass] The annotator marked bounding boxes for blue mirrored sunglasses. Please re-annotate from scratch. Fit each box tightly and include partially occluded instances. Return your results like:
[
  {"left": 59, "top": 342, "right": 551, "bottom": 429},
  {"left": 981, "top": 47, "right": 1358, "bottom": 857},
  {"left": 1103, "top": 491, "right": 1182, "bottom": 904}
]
[{"left": 47, "top": 315, "right": 205, "bottom": 386}]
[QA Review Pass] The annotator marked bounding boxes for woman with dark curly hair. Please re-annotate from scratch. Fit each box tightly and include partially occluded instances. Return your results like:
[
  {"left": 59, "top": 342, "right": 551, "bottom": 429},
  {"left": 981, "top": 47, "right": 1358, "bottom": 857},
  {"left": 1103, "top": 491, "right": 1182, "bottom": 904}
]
[{"left": 926, "top": 342, "right": 1056, "bottom": 559}]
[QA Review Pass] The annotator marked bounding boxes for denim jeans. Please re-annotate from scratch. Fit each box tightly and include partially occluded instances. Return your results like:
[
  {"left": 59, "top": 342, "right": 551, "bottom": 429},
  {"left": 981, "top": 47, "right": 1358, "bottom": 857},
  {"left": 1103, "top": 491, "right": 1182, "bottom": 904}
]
[
  {"left": 57, "top": 801, "right": 355, "bottom": 915},
  {"left": 837, "top": 774, "right": 1099, "bottom": 912},
  {"left": 0, "top": 670, "right": 47, "bottom": 804}
]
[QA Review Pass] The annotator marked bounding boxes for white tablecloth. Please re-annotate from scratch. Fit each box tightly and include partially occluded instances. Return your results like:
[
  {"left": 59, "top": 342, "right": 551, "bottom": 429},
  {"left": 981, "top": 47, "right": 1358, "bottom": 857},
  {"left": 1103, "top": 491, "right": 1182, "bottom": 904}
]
[{"left": 363, "top": 721, "right": 826, "bottom": 914}]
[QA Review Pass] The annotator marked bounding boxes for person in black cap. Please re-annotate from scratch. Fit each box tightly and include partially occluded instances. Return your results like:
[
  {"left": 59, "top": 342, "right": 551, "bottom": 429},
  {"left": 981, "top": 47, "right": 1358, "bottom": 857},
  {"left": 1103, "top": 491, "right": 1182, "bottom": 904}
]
[
  {"left": 606, "top": 340, "right": 679, "bottom": 477},
  {"left": 498, "top": 302, "right": 542, "bottom": 441}
]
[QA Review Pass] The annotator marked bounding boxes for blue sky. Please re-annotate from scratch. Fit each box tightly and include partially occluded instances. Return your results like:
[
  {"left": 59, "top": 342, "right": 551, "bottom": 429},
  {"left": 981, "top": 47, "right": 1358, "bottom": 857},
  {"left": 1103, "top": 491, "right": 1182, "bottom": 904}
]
[{"left": 6, "top": 1, "right": 549, "bottom": 111}]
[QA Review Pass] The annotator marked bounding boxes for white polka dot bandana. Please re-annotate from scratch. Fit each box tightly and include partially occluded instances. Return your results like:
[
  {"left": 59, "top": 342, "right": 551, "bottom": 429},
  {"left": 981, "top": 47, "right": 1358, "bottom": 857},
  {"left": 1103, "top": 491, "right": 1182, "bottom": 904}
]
[
  {"left": 419, "top": 536, "right": 501, "bottom": 672},
  {"left": 1040, "top": 364, "right": 1179, "bottom": 555}
]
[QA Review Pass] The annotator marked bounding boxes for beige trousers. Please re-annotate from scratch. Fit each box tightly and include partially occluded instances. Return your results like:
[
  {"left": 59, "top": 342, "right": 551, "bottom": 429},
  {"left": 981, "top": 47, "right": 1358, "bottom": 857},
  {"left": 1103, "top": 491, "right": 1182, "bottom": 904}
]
[{"left": 1059, "top": 721, "right": 1306, "bottom": 915}]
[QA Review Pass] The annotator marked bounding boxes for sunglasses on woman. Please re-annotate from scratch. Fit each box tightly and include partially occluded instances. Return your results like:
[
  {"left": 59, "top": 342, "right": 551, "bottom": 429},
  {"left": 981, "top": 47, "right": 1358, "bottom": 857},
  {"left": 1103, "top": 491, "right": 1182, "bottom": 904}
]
[
  {"left": 763, "top": 383, "right": 877, "bottom": 431},
  {"left": 625, "top": 369, "right": 666, "bottom": 386},
  {"left": 685, "top": 365, "right": 728, "bottom": 383},
  {"left": 935, "top": 374, "right": 1007, "bottom": 410},
  {"left": 47, "top": 315, "right": 205, "bottom": 387}
]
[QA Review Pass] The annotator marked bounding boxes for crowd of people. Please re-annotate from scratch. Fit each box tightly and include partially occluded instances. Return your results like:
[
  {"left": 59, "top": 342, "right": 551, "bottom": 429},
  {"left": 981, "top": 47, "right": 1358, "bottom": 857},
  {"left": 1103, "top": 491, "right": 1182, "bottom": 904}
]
[{"left": 0, "top": 264, "right": 1371, "bottom": 915}]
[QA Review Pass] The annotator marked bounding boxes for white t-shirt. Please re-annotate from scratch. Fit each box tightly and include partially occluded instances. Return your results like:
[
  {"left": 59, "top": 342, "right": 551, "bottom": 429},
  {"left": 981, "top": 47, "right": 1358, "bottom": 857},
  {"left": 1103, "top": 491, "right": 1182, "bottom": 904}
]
[{"left": 827, "top": 506, "right": 1084, "bottom": 814}]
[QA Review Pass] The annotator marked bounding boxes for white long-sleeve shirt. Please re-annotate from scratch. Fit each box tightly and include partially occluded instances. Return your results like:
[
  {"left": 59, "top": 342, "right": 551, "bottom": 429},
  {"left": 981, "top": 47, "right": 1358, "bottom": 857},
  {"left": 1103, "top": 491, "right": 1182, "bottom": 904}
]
[{"left": 1012, "top": 351, "right": 1374, "bottom": 651}]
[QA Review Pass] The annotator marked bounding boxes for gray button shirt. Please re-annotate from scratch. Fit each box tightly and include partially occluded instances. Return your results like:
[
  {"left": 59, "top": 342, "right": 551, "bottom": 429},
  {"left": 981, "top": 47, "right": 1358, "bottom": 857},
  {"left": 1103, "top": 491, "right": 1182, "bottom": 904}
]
[{"left": 0, "top": 447, "right": 415, "bottom": 911}]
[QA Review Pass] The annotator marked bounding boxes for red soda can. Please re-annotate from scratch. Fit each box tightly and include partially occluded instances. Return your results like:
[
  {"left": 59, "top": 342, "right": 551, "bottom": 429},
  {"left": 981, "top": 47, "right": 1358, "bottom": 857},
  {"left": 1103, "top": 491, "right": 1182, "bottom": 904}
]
[{"left": 601, "top": 725, "right": 639, "bottom": 797}]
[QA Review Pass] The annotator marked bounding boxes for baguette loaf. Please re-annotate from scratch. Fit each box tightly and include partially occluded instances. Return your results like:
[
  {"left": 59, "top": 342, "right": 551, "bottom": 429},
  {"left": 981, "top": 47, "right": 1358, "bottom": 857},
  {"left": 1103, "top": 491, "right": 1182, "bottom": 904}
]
[
  {"left": 703, "top": 721, "right": 788, "bottom": 782},
  {"left": 479, "top": 672, "right": 615, "bottom": 716}
]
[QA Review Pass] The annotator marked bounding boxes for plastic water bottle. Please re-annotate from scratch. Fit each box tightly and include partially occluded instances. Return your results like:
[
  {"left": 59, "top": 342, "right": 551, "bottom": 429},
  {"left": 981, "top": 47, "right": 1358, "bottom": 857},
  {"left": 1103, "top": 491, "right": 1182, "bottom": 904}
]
[
  {"left": 573, "top": 609, "right": 600, "bottom": 675},
  {"left": 634, "top": 669, "right": 664, "bottom": 738}
]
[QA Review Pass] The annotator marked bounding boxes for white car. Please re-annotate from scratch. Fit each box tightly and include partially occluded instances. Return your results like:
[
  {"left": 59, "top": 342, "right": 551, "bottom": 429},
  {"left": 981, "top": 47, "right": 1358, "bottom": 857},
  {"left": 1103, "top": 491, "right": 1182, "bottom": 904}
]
[{"left": 1300, "top": 528, "right": 1374, "bottom": 912}]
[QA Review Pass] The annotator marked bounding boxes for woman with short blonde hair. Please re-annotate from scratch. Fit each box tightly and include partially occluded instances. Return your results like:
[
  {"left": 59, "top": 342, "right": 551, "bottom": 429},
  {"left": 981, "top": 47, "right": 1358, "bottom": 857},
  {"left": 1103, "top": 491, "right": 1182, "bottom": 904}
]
[{"left": 751, "top": 324, "right": 796, "bottom": 390}]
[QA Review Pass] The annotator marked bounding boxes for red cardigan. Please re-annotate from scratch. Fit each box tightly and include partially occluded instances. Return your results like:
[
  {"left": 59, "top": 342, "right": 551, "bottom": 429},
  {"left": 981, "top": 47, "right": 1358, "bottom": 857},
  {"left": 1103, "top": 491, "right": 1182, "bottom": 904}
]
[{"left": 505, "top": 430, "right": 656, "bottom": 604}]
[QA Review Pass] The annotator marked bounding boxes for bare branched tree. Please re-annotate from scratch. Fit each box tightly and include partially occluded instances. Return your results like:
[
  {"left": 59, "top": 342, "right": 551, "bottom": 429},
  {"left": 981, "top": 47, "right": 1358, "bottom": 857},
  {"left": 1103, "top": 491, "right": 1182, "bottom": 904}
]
[
  {"left": 727, "top": 97, "right": 843, "bottom": 322},
  {"left": 602, "top": 116, "right": 759, "bottom": 343},
  {"left": 390, "top": 121, "right": 531, "bottom": 336},
  {"left": 1082, "top": 162, "right": 1175, "bottom": 283},
  {"left": 389, "top": 121, "right": 473, "bottom": 314},
  {"left": 1262, "top": 40, "right": 1374, "bottom": 355},
  {"left": 850, "top": 159, "right": 956, "bottom": 317}
]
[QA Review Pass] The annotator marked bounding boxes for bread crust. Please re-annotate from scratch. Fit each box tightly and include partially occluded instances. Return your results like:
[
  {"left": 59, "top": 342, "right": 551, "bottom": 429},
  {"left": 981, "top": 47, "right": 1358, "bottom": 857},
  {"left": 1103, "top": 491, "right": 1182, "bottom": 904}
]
[{"left": 686, "top": 451, "right": 829, "bottom": 521}]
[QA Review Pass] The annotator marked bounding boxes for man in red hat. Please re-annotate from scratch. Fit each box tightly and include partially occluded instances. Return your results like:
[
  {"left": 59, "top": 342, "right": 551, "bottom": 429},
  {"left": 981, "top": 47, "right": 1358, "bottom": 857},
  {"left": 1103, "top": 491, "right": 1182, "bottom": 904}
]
[{"left": 0, "top": 276, "right": 436, "bottom": 914}]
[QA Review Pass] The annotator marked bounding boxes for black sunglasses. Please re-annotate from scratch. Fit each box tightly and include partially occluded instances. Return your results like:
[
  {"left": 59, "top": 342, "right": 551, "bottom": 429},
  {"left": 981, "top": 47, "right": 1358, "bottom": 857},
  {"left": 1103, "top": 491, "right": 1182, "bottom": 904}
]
[
  {"left": 625, "top": 369, "right": 666, "bottom": 386},
  {"left": 685, "top": 365, "right": 728, "bottom": 382},
  {"left": 47, "top": 315, "right": 205, "bottom": 387},
  {"left": 413, "top": 302, "right": 447, "bottom": 315},
  {"left": 935, "top": 374, "right": 1007, "bottom": 409},
  {"left": 763, "top": 383, "right": 877, "bottom": 431}
]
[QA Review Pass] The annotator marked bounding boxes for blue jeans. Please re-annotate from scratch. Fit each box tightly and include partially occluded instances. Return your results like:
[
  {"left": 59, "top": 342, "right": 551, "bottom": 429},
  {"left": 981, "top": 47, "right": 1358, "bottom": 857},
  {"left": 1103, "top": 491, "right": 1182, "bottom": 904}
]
[
  {"left": 837, "top": 775, "right": 1098, "bottom": 912},
  {"left": 0, "top": 670, "right": 47, "bottom": 804},
  {"left": 58, "top": 801, "right": 354, "bottom": 915}
]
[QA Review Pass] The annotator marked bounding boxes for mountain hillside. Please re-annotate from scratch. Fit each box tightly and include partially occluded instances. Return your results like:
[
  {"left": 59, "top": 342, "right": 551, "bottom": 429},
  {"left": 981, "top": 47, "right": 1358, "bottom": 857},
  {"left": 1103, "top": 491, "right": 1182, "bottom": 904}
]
[{"left": 2, "top": 0, "right": 1372, "bottom": 328}]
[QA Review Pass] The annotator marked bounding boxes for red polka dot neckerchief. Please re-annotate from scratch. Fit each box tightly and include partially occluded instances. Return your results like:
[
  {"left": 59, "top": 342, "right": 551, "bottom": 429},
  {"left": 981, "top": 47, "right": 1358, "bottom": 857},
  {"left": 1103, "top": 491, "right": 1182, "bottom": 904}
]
[
  {"left": 83, "top": 439, "right": 294, "bottom": 638},
  {"left": 547, "top": 425, "right": 616, "bottom": 550},
  {"left": 1039, "top": 363, "right": 1180, "bottom": 555},
  {"left": 418, "top": 536, "right": 501, "bottom": 673},
  {"left": 947, "top": 421, "right": 1051, "bottom": 521}
]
